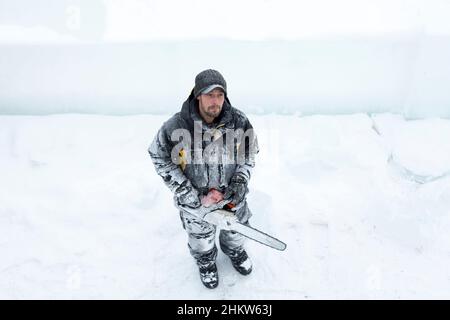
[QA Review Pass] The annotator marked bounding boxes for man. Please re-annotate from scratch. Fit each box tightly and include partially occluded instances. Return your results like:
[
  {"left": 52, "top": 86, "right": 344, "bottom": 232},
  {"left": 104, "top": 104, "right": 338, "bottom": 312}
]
[{"left": 148, "top": 69, "right": 258, "bottom": 289}]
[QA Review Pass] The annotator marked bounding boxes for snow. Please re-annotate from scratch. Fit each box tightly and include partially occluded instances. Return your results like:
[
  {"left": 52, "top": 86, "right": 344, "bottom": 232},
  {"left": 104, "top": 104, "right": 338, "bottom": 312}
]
[{"left": 1, "top": 113, "right": 449, "bottom": 299}]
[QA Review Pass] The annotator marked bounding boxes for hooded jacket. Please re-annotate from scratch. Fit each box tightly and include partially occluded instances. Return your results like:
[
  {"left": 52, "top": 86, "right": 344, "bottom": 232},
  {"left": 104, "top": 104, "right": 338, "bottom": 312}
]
[{"left": 148, "top": 90, "right": 259, "bottom": 207}]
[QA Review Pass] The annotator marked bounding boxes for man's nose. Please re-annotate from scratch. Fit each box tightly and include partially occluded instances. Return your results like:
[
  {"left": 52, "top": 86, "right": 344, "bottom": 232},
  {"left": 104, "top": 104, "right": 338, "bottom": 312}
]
[{"left": 210, "top": 96, "right": 219, "bottom": 104}]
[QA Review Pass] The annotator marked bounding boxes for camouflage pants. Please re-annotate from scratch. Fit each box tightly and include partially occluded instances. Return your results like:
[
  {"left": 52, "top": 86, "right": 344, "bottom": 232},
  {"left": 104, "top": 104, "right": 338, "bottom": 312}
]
[{"left": 179, "top": 201, "right": 252, "bottom": 268}]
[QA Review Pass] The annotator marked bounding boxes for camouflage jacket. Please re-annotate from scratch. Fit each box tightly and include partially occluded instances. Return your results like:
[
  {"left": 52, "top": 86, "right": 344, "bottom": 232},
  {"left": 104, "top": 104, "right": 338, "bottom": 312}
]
[{"left": 148, "top": 90, "right": 259, "bottom": 203}]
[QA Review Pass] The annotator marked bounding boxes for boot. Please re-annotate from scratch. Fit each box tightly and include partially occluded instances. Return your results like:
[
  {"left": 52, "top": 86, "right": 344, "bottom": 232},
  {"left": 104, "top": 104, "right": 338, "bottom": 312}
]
[
  {"left": 229, "top": 250, "right": 252, "bottom": 275},
  {"left": 199, "top": 263, "right": 219, "bottom": 289}
]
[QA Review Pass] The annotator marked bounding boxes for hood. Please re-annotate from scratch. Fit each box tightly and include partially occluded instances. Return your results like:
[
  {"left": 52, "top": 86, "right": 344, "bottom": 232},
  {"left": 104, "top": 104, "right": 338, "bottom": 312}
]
[{"left": 180, "top": 89, "right": 234, "bottom": 129}]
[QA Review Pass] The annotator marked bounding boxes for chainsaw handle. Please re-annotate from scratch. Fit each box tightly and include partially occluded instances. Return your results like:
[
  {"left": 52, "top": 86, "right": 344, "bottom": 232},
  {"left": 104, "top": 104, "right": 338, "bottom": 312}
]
[{"left": 225, "top": 203, "right": 236, "bottom": 210}]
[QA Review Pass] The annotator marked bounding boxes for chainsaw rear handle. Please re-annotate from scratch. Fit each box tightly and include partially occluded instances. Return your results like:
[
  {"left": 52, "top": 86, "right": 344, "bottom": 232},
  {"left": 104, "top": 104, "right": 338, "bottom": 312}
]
[{"left": 225, "top": 202, "right": 236, "bottom": 210}]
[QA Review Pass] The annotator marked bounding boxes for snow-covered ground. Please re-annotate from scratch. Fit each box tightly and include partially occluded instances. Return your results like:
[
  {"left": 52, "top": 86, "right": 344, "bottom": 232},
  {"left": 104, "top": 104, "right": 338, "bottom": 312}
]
[{"left": 1, "top": 113, "right": 450, "bottom": 299}]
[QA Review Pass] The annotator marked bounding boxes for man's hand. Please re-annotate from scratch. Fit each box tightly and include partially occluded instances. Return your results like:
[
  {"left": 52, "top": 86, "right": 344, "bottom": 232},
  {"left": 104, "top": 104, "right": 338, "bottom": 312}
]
[
  {"left": 174, "top": 182, "right": 201, "bottom": 208},
  {"left": 201, "top": 189, "right": 224, "bottom": 207},
  {"left": 223, "top": 175, "right": 248, "bottom": 207}
]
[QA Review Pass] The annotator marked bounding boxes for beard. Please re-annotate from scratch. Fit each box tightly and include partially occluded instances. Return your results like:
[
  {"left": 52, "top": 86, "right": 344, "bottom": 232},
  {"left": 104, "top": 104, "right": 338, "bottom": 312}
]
[{"left": 204, "top": 105, "right": 221, "bottom": 118}]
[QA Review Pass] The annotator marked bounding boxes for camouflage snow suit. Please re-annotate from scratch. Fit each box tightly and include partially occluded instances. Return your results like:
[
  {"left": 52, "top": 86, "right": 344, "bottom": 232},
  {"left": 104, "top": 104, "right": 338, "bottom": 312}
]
[{"left": 148, "top": 90, "right": 258, "bottom": 269}]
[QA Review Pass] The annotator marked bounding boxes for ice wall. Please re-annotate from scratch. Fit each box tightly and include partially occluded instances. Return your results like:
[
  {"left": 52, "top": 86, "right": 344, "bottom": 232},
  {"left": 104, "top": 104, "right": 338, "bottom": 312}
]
[{"left": 1, "top": 36, "right": 449, "bottom": 118}]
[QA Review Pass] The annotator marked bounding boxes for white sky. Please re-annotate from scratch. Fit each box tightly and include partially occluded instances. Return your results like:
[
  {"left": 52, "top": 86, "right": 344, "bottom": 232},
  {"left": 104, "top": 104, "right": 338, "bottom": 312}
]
[
  {"left": 103, "top": 0, "right": 450, "bottom": 40},
  {"left": 0, "top": 0, "right": 450, "bottom": 43}
]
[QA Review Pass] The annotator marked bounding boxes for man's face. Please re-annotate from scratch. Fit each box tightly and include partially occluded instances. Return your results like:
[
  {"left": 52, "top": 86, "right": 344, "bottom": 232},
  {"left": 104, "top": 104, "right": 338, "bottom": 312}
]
[{"left": 197, "top": 88, "right": 225, "bottom": 120}]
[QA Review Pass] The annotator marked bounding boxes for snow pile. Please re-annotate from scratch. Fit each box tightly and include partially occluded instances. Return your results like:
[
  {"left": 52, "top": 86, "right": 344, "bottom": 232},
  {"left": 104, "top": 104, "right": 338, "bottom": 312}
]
[{"left": 0, "top": 113, "right": 449, "bottom": 299}]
